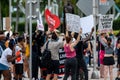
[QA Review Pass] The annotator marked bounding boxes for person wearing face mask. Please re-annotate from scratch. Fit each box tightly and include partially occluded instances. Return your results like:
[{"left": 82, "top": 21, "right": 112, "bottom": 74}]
[
  {"left": 99, "top": 33, "right": 115, "bottom": 80},
  {"left": 41, "top": 31, "right": 64, "bottom": 80}
]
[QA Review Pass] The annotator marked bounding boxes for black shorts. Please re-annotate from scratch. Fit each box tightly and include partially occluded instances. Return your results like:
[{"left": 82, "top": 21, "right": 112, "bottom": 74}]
[
  {"left": 103, "top": 56, "right": 115, "bottom": 65},
  {"left": 15, "top": 64, "right": 23, "bottom": 74},
  {"left": 47, "top": 60, "right": 60, "bottom": 74},
  {"left": 12, "top": 60, "right": 15, "bottom": 64},
  {"left": 117, "top": 56, "right": 120, "bottom": 64}
]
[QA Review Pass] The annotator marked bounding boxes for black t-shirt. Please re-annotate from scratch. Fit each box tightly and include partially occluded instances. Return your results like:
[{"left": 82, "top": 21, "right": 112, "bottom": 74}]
[{"left": 75, "top": 41, "right": 84, "bottom": 59}]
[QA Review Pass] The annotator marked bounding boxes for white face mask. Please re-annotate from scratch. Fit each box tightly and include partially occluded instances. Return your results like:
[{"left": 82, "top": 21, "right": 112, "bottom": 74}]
[{"left": 48, "top": 39, "right": 51, "bottom": 41}]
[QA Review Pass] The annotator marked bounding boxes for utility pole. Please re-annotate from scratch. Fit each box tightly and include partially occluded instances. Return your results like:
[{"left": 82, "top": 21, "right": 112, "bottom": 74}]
[
  {"left": 25, "top": 0, "right": 28, "bottom": 34},
  {"left": 48, "top": 0, "right": 50, "bottom": 7},
  {"left": 28, "top": 0, "right": 32, "bottom": 79},
  {"left": 91, "top": 0, "right": 99, "bottom": 79}
]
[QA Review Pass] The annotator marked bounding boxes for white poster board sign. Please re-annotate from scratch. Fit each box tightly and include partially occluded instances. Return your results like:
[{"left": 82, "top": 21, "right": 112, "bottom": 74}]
[
  {"left": 80, "top": 15, "right": 94, "bottom": 34},
  {"left": 98, "top": 14, "right": 114, "bottom": 33},
  {"left": 66, "top": 13, "right": 81, "bottom": 33},
  {"left": 37, "top": 13, "right": 44, "bottom": 31}
]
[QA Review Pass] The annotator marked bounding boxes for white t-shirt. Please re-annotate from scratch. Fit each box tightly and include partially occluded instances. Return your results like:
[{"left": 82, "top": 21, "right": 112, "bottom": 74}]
[
  {"left": 0, "top": 48, "right": 12, "bottom": 67},
  {"left": 15, "top": 45, "right": 23, "bottom": 64}
]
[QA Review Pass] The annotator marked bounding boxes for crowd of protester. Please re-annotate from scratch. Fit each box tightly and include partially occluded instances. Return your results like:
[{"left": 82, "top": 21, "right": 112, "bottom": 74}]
[
  {"left": 0, "top": 31, "right": 30, "bottom": 80},
  {"left": 0, "top": 29, "right": 120, "bottom": 80}
]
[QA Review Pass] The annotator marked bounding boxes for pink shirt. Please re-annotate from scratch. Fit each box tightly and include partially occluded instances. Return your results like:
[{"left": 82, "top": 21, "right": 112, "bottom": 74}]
[{"left": 64, "top": 44, "right": 76, "bottom": 58}]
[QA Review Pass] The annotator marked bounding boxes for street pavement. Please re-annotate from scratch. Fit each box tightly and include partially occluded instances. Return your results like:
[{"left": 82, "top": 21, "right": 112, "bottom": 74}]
[
  {"left": 0, "top": 65, "right": 118, "bottom": 80},
  {"left": 57, "top": 66, "right": 117, "bottom": 80}
]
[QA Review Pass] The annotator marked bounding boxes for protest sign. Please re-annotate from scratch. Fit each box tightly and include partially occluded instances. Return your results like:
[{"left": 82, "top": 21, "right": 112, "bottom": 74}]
[
  {"left": 80, "top": 15, "right": 94, "bottom": 34},
  {"left": 59, "top": 48, "right": 66, "bottom": 74},
  {"left": 37, "top": 12, "right": 44, "bottom": 31},
  {"left": 45, "top": 9, "right": 60, "bottom": 31},
  {"left": 98, "top": 14, "right": 114, "bottom": 33},
  {"left": 66, "top": 13, "right": 81, "bottom": 33}
]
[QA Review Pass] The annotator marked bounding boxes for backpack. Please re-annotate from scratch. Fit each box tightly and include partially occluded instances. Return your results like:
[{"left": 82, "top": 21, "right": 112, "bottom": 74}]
[
  {"left": 0, "top": 45, "right": 3, "bottom": 58},
  {"left": 41, "top": 41, "right": 52, "bottom": 67}
]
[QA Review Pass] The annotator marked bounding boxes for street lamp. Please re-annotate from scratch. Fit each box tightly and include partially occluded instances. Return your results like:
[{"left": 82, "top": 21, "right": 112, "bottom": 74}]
[{"left": 91, "top": 0, "right": 99, "bottom": 79}]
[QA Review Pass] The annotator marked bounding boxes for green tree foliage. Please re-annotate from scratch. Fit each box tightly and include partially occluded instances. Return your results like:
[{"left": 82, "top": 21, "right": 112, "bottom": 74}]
[
  {"left": 113, "top": 17, "right": 120, "bottom": 30},
  {"left": 1, "top": 0, "right": 9, "bottom": 17},
  {"left": 115, "top": 0, "right": 120, "bottom": 8}
]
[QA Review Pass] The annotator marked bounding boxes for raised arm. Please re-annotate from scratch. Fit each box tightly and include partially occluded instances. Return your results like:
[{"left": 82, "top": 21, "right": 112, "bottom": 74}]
[
  {"left": 83, "top": 27, "right": 94, "bottom": 43},
  {"left": 99, "top": 36, "right": 107, "bottom": 47},
  {"left": 65, "top": 26, "right": 69, "bottom": 37},
  {"left": 72, "top": 28, "right": 82, "bottom": 47}
]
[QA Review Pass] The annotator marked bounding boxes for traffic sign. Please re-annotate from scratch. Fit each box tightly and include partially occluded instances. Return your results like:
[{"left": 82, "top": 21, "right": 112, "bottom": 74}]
[{"left": 76, "top": 0, "right": 115, "bottom": 16}]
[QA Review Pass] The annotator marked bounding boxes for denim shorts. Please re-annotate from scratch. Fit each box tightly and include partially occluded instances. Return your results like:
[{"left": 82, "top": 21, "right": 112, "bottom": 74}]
[{"left": 0, "top": 63, "right": 9, "bottom": 70}]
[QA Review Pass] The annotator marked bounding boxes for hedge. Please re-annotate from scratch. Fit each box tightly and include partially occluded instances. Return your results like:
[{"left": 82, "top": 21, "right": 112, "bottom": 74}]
[
  {"left": 113, "top": 17, "right": 120, "bottom": 30},
  {"left": 12, "top": 17, "right": 120, "bottom": 35},
  {"left": 12, "top": 22, "right": 37, "bottom": 34}
]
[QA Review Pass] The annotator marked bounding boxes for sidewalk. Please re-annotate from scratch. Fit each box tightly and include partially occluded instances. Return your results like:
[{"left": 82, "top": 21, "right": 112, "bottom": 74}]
[
  {"left": 57, "top": 66, "right": 118, "bottom": 80},
  {"left": 1, "top": 66, "right": 117, "bottom": 80}
]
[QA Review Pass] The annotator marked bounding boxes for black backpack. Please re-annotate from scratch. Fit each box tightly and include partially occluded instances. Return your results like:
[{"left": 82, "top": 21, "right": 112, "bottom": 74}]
[{"left": 41, "top": 41, "right": 52, "bottom": 67}]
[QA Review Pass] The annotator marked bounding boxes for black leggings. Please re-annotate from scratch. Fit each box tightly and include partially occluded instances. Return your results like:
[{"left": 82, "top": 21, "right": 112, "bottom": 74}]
[
  {"left": 63, "top": 57, "right": 77, "bottom": 80},
  {"left": 76, "top": 58, "right": 88, "bottom": 80}
]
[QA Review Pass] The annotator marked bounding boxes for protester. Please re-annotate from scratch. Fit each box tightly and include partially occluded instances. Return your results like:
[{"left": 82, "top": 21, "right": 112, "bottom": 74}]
[
  {"left": 15, "top": 36, "right": 25, "bottom": 80},
  {"left": 99, "top": 33, "right": 106, "bottom": 78},
  {"left": 63, "top": 27, "right": 81, "bottom": 80},
  {"left": 32, "top": 34, "right": 39, "bottom": 80},
  {"left": 0, "top": 39, "right": 20, "bottom": 80},
  {"left": 116, "top": 38, "right": 120, "bottom": 80},
  {"left": 75, "top": 27, "right": 94, "bottom": 80},
  {"left": 41, "top": 30, "right": 64, "bottom": 80},
  {"left": 84, "top": 41, "right": 93, "bottom": 66},
  {"left": 99, "top": 32, "right": 115, "bottom": 80},
  {"left": 23, "top": 36, "right": 30, "bottom": 78}
]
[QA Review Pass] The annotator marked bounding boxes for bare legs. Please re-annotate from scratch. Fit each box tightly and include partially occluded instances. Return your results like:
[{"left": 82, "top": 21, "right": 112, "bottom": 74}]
[{"left": 104, "top": 65, "right": 113, "bottom": 80}]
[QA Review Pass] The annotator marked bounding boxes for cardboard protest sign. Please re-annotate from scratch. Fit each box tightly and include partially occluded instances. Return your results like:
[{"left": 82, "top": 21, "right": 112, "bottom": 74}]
[
  {"left": 98, "top": 14, "right": 114, "bottom": 33},
  {"left": 37, "top": 12, "right": 44, "bottom": 31},
  {"left": 66, "top": 13, "right": 81, "bottom": 33},
  {"left": 80, "top": 15, "right": 94, "bottom": 34},
  {"left": 45, "top": 9, "right": 60, "bottom": 31}
]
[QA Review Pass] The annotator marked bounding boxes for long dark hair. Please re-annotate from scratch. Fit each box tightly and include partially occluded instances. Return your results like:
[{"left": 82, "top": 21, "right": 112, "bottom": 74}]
[
  {"left": 9, "top": 39, "right": 15, "bottom": 50},
  {"left": 51, "top": 32, "right": 58, "bottom": 41},
  {"left": 107, "top": 37, "right": 112, "bottom": 46}
]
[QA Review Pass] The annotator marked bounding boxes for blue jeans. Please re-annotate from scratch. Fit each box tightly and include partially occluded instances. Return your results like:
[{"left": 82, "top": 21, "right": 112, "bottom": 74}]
[{"left": 84, "top": 56, "right": 89, "bottom": 66}]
